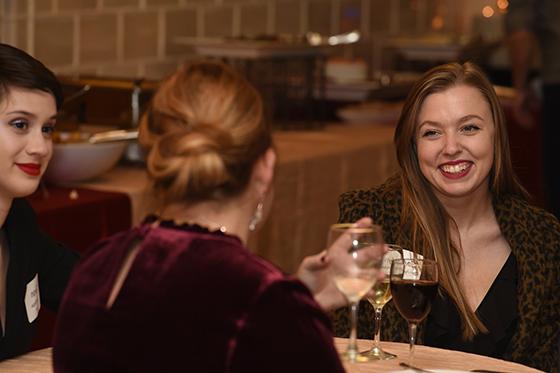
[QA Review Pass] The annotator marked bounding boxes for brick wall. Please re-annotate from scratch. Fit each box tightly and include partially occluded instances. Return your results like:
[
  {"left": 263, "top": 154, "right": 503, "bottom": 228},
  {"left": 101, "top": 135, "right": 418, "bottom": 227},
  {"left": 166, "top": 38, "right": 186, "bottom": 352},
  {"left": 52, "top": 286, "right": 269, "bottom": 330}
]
[{"left": 0, "top": 0, "right": 482, "bottom": 80}]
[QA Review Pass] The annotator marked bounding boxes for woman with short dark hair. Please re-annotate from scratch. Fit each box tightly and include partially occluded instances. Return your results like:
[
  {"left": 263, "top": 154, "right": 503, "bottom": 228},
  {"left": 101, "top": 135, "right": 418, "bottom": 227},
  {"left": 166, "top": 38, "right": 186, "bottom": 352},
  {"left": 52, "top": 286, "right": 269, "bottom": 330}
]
[{"left": 0, "top": 43, "right": 78, "bottom": 359}]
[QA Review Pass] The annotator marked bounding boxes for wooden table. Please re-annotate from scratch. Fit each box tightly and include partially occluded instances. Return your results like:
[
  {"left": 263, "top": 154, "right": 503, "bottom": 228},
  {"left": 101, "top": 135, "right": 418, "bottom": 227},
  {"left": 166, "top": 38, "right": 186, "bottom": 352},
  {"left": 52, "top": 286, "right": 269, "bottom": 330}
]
[
  {"left": 0, "top": 340, "right": 543, "bottom": 372},
  {"left": 334, "top": 339, "right": 544, "bottom": 373},
  {"left": 0, "top": 348, "right": 52, "bottom": 373},
  {"left": 71, "top": 123, "right": 398, "bottom": 273}
]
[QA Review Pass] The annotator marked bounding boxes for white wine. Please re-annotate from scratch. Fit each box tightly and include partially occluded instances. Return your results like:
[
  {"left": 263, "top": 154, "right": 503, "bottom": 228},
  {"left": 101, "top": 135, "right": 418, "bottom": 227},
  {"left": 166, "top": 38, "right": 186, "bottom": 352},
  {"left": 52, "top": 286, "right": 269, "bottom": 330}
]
[
  {"left": 334, "top": 276, "right": 374, "bottom": 303},
  {"left": 367, "top": 280, "right": 391, "bottom": 308}
]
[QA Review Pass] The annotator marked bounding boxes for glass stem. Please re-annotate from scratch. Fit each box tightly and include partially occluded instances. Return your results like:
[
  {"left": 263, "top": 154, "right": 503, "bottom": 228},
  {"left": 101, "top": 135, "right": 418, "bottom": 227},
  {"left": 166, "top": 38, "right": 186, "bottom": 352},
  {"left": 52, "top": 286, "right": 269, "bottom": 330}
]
[
  {"left": 347, "top": 301, "right": 359, "bottom": 362},
  {"left": 372, "top": 306, "right": 383, "bottom": 348},
  {"left": 408, "top": 322, "right": 418, "bottom": 366}
]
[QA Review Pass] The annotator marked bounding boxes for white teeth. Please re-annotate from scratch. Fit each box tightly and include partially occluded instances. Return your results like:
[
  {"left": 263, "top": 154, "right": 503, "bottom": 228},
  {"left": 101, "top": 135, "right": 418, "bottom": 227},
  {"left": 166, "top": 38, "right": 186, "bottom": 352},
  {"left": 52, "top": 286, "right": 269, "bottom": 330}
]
[{"left": 441, "top": 163, "right": 469, "bottom": 174}]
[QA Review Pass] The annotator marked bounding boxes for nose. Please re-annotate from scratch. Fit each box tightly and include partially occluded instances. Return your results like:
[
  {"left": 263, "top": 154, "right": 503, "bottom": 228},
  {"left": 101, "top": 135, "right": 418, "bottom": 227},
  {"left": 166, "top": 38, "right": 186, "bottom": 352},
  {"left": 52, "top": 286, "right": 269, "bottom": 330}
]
[
  {"left": 26, "top": 129, "right": 51, "bottom": 158},
  {"left": 442, "top": 133, "right": 462, "bottom": 156}
]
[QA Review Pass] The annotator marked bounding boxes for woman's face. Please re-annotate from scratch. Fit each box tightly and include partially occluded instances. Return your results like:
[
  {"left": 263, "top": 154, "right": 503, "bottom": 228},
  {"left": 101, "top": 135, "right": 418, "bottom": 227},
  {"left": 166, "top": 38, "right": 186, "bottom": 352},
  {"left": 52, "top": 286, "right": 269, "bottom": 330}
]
[
  {"left": 0, "top": 87, "right": 57, "bottom": 202},
  {"left": 415, "top": 84, "right": 495, "bottom": 200}
]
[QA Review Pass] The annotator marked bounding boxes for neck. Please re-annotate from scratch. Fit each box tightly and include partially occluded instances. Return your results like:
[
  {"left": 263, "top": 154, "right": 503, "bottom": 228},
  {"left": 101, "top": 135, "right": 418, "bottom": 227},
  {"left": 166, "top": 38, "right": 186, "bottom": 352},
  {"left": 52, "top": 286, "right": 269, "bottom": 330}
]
[
  {"left": 0, "top": 195, "right": 13, "bottom": 228},
  {"left": 436, "top": 182, "right": 494, "bottom": 232},
  {"left": 159, "top": 197, "right": 255, "bottom": 244}
]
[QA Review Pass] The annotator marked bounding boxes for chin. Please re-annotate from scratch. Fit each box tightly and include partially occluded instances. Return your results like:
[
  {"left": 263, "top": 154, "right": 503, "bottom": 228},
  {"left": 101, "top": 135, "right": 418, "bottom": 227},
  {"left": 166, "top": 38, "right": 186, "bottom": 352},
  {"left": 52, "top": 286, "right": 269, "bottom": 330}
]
[{"left": 12, "top": 181, "right": 41, "bottom": 199}]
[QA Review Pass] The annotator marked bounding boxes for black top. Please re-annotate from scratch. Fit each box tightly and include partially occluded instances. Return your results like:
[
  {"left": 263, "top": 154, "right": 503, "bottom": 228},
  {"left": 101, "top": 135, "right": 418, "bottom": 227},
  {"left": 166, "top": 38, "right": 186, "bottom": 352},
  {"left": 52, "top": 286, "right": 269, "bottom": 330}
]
[
  {"left": 0, "top": 199, "right": 79, "bottom": 360},
  {"left": 425, "top": 253, "right": 518, "bottom": 358}
]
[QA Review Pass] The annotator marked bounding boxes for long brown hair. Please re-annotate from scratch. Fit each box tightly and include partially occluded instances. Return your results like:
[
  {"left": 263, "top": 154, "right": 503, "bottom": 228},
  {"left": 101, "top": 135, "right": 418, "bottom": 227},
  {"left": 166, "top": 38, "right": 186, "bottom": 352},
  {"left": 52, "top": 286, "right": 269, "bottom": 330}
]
[{"left": 394, "top": 62, "right": 527, "bottom": 339}]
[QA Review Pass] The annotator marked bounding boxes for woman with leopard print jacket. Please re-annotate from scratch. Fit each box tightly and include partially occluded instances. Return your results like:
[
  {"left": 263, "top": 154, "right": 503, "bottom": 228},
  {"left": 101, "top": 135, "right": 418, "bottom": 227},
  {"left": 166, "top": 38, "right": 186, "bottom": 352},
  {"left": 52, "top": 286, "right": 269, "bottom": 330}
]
[{"left": 333, "top": 62, "right": 560, "bottom": 373}]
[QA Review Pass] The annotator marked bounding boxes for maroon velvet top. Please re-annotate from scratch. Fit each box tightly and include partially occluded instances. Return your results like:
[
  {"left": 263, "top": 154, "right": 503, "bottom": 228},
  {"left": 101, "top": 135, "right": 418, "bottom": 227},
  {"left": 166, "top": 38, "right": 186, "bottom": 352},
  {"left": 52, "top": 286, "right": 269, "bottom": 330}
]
[{"left": 52, "top": 218, "right": 344, "bottom": 373}]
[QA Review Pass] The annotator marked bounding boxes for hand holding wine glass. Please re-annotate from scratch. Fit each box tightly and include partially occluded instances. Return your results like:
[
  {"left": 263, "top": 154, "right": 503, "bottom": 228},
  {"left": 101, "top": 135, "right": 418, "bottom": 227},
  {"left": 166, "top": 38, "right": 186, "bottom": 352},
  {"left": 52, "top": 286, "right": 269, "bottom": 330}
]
[
  {"left": 390, "top": 258, "right": 438, "bottom": 366},
  {"left": 327, "top": 222, "right": 384, "bottom": 363}
]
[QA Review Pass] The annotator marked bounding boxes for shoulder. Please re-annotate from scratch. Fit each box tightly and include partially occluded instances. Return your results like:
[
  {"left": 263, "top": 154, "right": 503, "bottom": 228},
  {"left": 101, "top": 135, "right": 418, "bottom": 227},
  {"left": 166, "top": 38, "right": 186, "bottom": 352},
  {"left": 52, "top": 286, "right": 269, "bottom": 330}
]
[
  {"left": 340, "top": 176, "right": 401, "bottom": 204},
  {"left": 338, "top": 176, "right": 402, "bottom": 223},
  {"left": 495, "top": 194, "right": 560, "bottom": 242},
  {"left": 6, "top": 198, "right": 37, "bottom": 225}
]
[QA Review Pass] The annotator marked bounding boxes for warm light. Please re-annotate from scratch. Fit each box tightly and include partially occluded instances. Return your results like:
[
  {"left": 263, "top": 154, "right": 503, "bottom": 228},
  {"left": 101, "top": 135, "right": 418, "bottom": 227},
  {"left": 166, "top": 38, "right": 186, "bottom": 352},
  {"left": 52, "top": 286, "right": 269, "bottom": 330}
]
[
  {"left": 431, "top": 15, "right": 444, "bottom": 30},
  {"left": 497, "top": 0, "right": 509, "bottom": 10},
  {"left": 482, "top": 6, "right": 495, "bottom": 18}
]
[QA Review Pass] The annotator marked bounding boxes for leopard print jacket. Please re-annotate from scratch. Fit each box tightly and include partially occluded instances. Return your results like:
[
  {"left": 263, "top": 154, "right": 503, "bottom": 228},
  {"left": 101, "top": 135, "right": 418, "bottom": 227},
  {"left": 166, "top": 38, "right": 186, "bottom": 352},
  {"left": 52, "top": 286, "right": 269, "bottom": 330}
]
[{"left": 333, "top": 177, "right": 560, "bottom": 373}]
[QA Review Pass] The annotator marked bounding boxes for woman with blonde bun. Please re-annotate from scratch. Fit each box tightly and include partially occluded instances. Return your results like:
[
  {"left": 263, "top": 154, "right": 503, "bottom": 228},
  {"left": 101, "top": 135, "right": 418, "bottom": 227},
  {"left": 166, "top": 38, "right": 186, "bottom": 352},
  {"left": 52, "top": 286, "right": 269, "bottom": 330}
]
[{"left": 53, "top": 61, "right": 374, "bottom": 372}]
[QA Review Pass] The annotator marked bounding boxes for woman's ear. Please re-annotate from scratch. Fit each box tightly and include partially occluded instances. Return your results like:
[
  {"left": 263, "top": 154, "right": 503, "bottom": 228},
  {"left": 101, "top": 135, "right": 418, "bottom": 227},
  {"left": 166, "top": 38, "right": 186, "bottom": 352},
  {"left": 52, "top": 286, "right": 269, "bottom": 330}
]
[{"left": 252, "top": 147, "right": 276, "bottom": 198}]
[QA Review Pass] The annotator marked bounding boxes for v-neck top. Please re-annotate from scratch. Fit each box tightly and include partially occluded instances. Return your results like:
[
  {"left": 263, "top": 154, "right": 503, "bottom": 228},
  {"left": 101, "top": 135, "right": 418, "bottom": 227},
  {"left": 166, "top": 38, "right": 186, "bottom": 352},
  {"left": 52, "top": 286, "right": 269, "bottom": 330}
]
[{"left": 425, "top": 253, "right": 518, "bottom": 357}]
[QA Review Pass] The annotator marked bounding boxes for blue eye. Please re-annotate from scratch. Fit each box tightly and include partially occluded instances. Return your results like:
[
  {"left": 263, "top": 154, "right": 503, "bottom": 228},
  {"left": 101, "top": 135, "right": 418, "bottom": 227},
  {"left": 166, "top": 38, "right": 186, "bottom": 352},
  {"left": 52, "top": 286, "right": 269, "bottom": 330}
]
[
  {"left": 422, "top": 129, "right": 439, "bottom": 138},
  {"left": 462, "top": 124, "right": 480, "bottom": 133}
]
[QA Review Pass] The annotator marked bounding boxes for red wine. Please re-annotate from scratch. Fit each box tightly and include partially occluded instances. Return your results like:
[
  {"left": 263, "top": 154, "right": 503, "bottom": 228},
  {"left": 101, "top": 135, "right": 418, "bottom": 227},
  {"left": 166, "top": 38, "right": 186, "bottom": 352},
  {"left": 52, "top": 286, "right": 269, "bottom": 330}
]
[{"left": 390, "top": 279, "right": 437, "bottom": 322}]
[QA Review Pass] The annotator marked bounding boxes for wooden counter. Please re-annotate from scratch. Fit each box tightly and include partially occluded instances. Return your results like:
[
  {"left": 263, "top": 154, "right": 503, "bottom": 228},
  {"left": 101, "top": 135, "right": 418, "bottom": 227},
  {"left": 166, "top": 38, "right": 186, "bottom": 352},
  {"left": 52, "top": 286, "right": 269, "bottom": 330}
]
[{"left": 71, "top": 123, "right": 398, "bottom": 272}]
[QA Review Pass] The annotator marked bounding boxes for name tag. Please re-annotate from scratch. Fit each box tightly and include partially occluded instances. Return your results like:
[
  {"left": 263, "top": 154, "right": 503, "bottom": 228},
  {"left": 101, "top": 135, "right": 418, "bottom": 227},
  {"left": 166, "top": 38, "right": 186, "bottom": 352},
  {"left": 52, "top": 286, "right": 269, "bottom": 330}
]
[{"left": 25, "top": 274, "right": 41, "bottom": 323}]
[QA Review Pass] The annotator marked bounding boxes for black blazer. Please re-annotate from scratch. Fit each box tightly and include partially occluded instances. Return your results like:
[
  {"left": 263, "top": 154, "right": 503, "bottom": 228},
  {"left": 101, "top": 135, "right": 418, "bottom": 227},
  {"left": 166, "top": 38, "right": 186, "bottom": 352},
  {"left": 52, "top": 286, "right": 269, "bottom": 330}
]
[{"left": 0, "top": 198, "right": 79, "bottom": 360}]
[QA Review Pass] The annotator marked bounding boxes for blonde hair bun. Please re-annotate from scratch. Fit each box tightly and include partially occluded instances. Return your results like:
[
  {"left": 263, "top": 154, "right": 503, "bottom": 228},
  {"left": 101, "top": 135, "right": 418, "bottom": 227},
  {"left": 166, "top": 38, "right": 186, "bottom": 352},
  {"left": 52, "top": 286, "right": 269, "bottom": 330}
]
[{"left": 139, "top": 60, "right": 271, "bottom": 203}]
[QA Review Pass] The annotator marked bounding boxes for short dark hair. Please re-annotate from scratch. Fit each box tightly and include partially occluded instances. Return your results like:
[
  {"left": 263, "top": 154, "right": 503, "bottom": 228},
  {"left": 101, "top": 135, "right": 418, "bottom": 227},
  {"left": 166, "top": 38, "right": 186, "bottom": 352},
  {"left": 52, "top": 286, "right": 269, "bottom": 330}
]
[{"left": 0, "top": 43, "right": 63, "bottom": 110}]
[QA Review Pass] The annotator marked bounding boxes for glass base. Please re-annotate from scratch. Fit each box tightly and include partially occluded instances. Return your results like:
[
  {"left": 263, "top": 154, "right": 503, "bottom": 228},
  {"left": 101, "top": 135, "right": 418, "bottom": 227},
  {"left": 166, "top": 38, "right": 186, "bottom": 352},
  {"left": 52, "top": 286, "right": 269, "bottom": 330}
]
[
  {"left": 339, "top": 349, "right": 371, "bottom": 363},
  {"left": 359, "top": 345, "right": 397, "bottom": 361}
]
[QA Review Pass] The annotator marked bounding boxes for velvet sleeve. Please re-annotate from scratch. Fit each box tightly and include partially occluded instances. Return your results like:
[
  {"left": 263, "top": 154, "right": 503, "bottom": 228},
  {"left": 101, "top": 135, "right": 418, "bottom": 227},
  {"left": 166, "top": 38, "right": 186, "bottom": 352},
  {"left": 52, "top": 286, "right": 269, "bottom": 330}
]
[{"left": 230, "top": 279, "right": 345, "bottom": 373}]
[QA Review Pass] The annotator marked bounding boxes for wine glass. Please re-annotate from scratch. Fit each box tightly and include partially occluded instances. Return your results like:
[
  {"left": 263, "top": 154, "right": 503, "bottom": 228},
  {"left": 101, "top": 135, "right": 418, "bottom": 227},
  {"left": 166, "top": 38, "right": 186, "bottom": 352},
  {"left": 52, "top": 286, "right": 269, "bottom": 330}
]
[
  {"left": 360, "top": 244, "right": 403, "bottom": 361},
  {"left": 328, "top": 223, "right": 384, "bottom": 363},
  {"left": 390, "top": 258, "right": 438, "bottom": 366}
]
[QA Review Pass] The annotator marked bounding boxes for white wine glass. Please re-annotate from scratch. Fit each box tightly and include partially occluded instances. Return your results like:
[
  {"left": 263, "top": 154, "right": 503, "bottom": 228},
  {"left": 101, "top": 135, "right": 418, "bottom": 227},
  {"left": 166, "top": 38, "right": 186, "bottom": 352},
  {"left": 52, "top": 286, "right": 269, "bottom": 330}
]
[
  {"left": 328, "top": 223, "right": 383, "bottom": 363},
  {"left": 360, "top": 244, "right": 403, "bottom": 360}
]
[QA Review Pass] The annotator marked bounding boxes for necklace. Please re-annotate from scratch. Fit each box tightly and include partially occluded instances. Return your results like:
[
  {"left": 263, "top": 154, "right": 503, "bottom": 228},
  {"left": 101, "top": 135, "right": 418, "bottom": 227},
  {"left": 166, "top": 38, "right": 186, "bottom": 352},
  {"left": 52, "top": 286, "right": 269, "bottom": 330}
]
[{"left": 161, "top": 215, "right": 228, "bottom": 233}]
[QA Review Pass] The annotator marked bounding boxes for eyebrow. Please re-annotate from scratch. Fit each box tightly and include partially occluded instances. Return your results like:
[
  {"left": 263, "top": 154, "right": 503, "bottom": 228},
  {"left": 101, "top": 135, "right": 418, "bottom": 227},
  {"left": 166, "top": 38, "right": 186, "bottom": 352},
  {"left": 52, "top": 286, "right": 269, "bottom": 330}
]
[
  {"left": 6, "top": 110, "right": 57, "bottom": 120},
  {"left": 418, "top": 114, "right": 485, "bottom": 128}
]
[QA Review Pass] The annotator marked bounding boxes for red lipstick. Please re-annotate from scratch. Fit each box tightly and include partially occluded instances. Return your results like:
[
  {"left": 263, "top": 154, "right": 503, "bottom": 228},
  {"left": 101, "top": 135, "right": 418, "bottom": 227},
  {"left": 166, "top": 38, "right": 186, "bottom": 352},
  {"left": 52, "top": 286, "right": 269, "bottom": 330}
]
[{"left": 16, "top": 163, "right": 41, "bottom": 176}]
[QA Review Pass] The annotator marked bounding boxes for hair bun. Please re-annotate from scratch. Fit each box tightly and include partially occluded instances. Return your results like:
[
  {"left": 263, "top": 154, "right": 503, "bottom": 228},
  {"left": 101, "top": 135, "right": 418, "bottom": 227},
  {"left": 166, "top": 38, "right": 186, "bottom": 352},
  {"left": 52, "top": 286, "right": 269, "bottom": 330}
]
[
  {"left": 147, "top": 123, "right": 233, "bottom": 200},
  {"left": 139, "top": 60, "right": 271, "bottom": 203}
]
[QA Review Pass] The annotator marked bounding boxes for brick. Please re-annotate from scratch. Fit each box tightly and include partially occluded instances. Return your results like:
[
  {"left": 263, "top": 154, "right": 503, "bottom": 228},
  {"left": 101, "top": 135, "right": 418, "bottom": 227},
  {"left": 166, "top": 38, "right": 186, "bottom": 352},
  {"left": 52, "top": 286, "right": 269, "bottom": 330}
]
[
  {"left": 308, "top": 0, "right": 332, "bottom": 35},
  {"left": 103, "top": 0, "right": 139, "bottom": 7},
  {"left": 275, "top": 0, "right": 301, "bottom": 35},
  {"left": 80, "top": 13, "right": 118, "bottom": 63},
  {"left": 165, "top": 8, "right": 197, "bottom": 54},
  {"left": 144, "top": 60, "right": 180, "bottom": 79},
  {"left": 203, "top": 6, "right": 233, "bottom": 37},
  {"left": 34, "top": 16, "right": 74, "bottom": 66},
  {"left": 58, "top": 0, "right": 97, "bottom": 11},
  {"left": 36, "top": 0, "right": 54, "bottom": 13},
  {"left": 146, "top": 0, "right": 178, "bottom": 5},
  {"left": 240, "top": 3, "right": 268, "bottom": 37},
  {"left": 123, "top": 11, "right": 159, "bottom": 59}
]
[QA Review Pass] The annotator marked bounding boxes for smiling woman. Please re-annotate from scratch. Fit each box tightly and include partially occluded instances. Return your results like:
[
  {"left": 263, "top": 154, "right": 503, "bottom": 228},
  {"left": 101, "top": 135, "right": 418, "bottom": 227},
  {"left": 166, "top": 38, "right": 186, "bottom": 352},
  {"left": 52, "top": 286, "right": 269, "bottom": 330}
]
[
  {"left": 0, "top": 43, "right": 79, "bottom": 360},
  {"left": 415, "top": 85, "right": 495, "bottom": 202},
  {"left": 334, "top": 62, "right": 560, "bottom": 373},
  {"left": 0, "top": 88, "right": 57, "bottom": 197}
]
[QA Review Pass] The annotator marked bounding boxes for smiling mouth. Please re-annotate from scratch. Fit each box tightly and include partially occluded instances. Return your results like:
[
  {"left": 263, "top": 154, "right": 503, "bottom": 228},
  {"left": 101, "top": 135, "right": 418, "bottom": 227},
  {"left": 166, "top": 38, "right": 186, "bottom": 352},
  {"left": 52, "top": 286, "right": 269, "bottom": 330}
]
[{"left": 439, "top": 162, "right": 472, "bottom": 176}]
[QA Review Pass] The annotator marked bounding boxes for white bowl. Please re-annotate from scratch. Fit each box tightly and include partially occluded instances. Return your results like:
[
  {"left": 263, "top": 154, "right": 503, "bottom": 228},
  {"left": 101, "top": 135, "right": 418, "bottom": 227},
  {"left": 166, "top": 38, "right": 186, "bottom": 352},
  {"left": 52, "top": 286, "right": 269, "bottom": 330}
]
[{"left": 45, "top": 141, "right": 127, "bottom": 184}]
